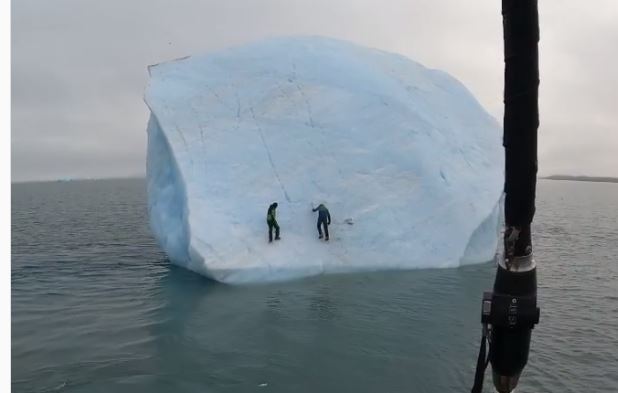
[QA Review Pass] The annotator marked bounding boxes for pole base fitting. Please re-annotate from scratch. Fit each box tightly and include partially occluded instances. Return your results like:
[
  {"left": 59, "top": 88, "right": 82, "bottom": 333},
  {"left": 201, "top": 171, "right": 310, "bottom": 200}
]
[
  {"left": 492, "top": 371, "right": 520, "bottom": 393},
  {"left": 472, "top": 259, "right": 540, "bottom": 393}
]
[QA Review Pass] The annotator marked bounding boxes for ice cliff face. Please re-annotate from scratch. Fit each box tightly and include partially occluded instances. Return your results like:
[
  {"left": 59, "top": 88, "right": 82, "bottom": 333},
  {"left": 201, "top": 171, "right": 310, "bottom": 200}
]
[{"left": 144, "top": 36, "right": 503, "bottom": 284}]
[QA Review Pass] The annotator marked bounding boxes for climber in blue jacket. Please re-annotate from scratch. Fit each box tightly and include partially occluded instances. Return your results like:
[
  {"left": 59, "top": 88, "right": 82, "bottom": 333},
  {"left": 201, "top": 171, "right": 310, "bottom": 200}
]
[{"left": 312, "top": 204, "right": 331, "bottom": 241}]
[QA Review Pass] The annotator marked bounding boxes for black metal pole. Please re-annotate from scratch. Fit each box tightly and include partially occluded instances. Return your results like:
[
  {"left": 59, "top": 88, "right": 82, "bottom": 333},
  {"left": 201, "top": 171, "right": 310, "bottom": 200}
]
[
  {"left": 492, "top": 1, "right": 540, "bottom": 391},
  {"left": 471, "top": 2, "right": 540, "bottom": 392},
  {"left": 503, "top": 0, "right": 539, "bottom": 237}
]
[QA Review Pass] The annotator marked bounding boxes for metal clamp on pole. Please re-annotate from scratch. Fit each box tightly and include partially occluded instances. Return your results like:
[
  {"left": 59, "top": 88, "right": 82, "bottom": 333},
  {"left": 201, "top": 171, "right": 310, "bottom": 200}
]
[{"left": 471, "top": 1, "right": 541, "bottom": 392}]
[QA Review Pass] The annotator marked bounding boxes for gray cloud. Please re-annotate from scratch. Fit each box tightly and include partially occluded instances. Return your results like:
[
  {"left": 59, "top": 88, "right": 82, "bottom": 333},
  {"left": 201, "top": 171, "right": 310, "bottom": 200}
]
[{"left": 12, "top": 0, "right": 618, "bottom": 181}]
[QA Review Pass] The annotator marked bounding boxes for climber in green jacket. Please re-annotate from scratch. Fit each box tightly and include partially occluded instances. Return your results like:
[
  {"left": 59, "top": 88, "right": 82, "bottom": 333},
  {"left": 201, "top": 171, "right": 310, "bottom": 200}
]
[{"left": 266, "top": 202, "right": 280, "bottom": 243}]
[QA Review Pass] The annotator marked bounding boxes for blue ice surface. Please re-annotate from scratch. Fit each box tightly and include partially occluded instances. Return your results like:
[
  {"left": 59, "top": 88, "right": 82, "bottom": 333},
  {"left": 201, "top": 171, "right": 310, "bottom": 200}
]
[{"left": 144, "top": 36, "right": 503, "bottom": 284}]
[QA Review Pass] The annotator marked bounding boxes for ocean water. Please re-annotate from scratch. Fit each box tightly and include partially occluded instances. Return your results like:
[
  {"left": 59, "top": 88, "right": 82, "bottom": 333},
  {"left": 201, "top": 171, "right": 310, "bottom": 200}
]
[{"left": 11, "top": 178, "right": 618, "bottom": 393}]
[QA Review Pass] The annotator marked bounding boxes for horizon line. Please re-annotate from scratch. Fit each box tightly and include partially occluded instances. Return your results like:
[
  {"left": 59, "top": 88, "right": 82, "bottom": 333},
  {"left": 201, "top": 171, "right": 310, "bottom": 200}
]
[{"left": 12, "top": 173, "right": 618, "bottom": 185}]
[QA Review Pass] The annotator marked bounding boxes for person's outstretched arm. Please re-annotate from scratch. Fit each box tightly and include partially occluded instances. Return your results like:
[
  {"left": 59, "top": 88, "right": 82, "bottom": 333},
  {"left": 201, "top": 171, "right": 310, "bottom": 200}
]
[{"left": 327, "top": 211, "right": 331, "bottom": 225}]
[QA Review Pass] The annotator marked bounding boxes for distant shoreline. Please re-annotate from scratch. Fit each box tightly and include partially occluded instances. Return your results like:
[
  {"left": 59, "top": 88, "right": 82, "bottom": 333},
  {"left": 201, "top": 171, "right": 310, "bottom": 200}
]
[
  {"left": 542, "top": 175, "right": 618, "bottom": 184},
  {"left": 13, "top": 174, "right": 618, "bottom": 185},
  {"left": 11, "top": 176, "right": 145, "bottom": 185}
]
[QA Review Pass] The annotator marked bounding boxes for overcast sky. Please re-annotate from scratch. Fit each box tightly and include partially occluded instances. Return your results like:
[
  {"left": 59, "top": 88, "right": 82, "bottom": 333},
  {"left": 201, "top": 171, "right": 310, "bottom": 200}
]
[{"left": 11, "top": 0, "right": 618, "bottom": 182}]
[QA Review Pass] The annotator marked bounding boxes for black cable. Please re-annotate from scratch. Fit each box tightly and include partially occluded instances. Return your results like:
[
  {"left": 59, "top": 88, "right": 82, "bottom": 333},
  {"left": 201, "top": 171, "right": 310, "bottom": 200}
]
[{"left": 471, "top": 329, "right": 489, "bottom": 393}]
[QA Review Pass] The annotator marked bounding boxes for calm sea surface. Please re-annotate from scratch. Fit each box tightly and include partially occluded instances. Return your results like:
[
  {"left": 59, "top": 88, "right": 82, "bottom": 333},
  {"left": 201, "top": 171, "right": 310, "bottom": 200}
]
[{"left": 12, "top": 179, "right": 618, "bottom": 393}]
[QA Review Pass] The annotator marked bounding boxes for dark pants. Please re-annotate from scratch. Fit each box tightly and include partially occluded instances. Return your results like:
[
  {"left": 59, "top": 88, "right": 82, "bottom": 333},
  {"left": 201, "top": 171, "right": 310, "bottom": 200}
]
[
  {"left": 268, "top": 220, "right": 280, "bottom": 242},
  {"left": 317, "top": 218, "right": 329, "bottom": 239}
]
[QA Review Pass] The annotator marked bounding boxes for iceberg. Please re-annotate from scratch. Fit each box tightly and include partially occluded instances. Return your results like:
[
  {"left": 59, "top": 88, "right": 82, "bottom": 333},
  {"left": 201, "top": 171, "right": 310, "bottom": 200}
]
[{"left": 144, "top": 36, "right": 503, "bottom": 284}]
